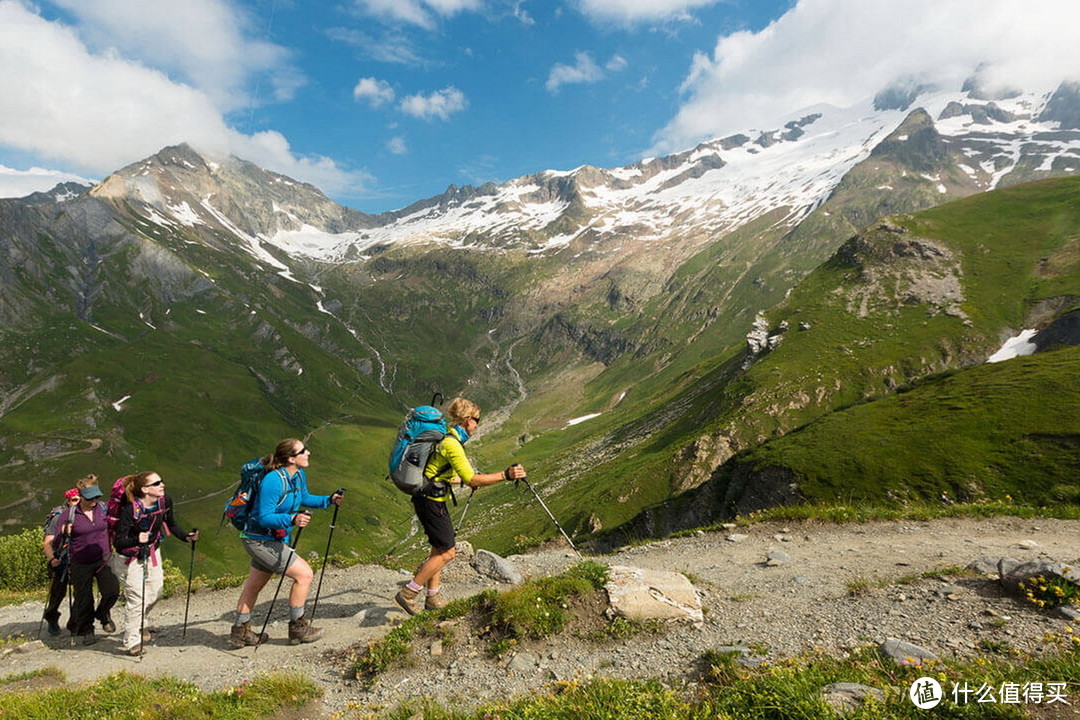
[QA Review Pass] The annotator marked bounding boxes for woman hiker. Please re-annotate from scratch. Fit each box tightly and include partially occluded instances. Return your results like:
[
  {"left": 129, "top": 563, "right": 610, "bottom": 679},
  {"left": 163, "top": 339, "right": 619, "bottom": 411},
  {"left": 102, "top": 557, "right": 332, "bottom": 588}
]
[
  {"left": 113, "top": 471, "right": 198, "bottom": 655},
  {"left": 395, "top": 397, "right": 526, "bottom": 615},
  {"left": 41, "top": 483, "right": 83, "bottom": 635},
  {"left": 228, "top": 439, "right": 343, "bottom": 648},
  {"left": 64, "top": 478, "right": 121, "bottom": 644}
]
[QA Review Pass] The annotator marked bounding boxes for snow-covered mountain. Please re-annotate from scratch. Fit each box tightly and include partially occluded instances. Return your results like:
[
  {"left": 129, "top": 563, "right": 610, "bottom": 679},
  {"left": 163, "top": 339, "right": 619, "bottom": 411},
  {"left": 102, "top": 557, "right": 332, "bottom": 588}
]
[{"left": 255, "top": 83, "right": 1080, "bottom": 264}]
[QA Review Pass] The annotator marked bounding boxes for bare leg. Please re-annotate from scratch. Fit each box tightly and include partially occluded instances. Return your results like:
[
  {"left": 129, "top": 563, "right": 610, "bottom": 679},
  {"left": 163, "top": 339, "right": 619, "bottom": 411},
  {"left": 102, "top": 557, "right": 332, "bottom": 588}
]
[
  {"left": 285, "top": 556, "right": 314, "bottom": 609},
  {"left": 236, "top": 568, "right": 272, "bottom": 615}
]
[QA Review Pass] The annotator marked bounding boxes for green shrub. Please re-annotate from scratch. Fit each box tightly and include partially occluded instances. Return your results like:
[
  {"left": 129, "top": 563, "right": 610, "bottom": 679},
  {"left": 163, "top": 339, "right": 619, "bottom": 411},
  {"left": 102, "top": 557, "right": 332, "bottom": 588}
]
[
  {"left": 0, "top": 528, "right": 48, "bottom": 592},
  {"left": 0, "top": 670, "right": 319, "bottom": 720}
]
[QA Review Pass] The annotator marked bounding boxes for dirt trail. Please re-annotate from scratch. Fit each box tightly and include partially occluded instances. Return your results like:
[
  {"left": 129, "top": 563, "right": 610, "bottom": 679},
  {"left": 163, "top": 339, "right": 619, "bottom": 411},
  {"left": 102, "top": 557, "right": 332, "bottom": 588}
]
[{"left": 1, "top": 516, "right": 1079, "bottom": 716}]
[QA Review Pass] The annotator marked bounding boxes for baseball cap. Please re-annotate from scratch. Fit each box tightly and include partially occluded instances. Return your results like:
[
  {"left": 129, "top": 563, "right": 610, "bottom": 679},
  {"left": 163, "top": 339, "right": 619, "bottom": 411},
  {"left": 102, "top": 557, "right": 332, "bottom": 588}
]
[{"left": 80, "top": 485, "right": 103, "bottom": 500}]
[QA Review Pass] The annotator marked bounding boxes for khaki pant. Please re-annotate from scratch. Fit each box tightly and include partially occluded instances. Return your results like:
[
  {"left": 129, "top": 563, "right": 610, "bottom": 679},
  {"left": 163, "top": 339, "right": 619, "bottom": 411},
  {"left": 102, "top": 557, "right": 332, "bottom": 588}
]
[{"left": 123, "top": 548, "right": 163, "bottom": 650}]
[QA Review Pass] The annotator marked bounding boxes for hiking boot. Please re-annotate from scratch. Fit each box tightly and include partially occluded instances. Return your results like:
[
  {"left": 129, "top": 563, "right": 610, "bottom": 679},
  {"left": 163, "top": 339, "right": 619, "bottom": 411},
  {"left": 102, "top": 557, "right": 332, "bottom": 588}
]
[
  {"left": 394, "top": 585, "right": 421, "bottom": 616},
  {"left": 126, "top": 644, "right": 143, "bottom": 656},
  {"left": 100, "top": 619, "right": 116, "bottom": 634},
  {"left": 287, "top": 616, "right": 323, "bottom": 645},
  {"left": 46, "top": 620, "right": 61, "bottom": 636},
  {"left": 142, "top": 629, "right": 152, "bottom": 643},
  {"left": 228, "top": 622, "right": 267, "bottom": 649},
  {"left": 81, "top": 631, "right": 97, "bottom": 646},
  {"left": 424, "top": 592, "right": 447, "bottom": 611}
]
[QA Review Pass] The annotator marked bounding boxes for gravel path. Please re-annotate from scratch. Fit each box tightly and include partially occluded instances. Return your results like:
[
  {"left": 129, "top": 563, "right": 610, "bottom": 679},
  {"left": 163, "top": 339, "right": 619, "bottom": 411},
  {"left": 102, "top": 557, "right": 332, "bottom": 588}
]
[{"left": 2, "top": 515, "right": 1078, "bottom": 717}]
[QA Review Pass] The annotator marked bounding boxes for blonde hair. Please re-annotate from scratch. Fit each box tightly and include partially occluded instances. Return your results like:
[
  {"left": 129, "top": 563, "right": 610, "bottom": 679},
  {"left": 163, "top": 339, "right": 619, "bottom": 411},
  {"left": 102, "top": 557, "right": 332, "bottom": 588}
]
[
  {"left": 264, "top": 438, "right": 304, "bottom": 471},
  {"left": 75, "top": 474, "right": 98, "bottom": 491},
  {"left": 446, "top": 397, "right": 480, "bottom": 427}
]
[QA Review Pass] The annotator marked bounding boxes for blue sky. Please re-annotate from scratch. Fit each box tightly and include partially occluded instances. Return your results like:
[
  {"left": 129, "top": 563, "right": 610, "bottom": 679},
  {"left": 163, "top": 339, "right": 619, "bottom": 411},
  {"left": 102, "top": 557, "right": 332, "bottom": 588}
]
[{"left": 0, "top": 0, "right": 1076, "bottom": 213}]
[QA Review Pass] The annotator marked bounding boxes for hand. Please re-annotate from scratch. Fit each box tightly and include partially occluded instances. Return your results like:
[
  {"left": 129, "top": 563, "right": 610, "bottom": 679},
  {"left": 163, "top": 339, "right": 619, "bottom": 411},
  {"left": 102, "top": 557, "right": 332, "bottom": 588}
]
[
  {"left": 504, "top": 463, "right": 527, "bottom": 481},
  {"left": 138, "top": 531, "right": 150, "bottom": 544},
  {"left": 187, "top": 530, "right": 200, "bottom": 543},
  {"left": 294, "top": 512, "right": 311, "bottom": 527},
  {"left": 330, "top": 492, "right": 344, "bottom": 506},
  {"left": 48, "top": 557, "right": 60, "bottom": 568}
]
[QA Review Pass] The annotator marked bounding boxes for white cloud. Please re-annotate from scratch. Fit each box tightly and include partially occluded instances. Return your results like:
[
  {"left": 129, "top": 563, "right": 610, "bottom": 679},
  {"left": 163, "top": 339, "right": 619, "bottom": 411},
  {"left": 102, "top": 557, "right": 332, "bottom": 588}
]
[
  {"left": 653, "top": 0, "right": 1080, "bottom": 155},
  {"left": 399, "top": 86, "right": 468, "bottom": 121},
  {"left": 387, "top": 136, "right": 408, "bottom": 154},
  {"left": 353, "top": 0, "right": 482, "bottom": 29},
  {"left": 354, "top": 77, "right": 397, "bottom": 107},
  {"left": 575, "top": 0, "right": 720, "bottom": 23},
  {"left": 0, "top": 1, "right": 367, "bottom": 197},
  {"left": 546, "top": 52, "right": 604, "bottom": 93},
  {"left": 0, "top": 164, "right": 95, "bottom": 199},
  {"left": 49, "top": 0, "right": 300, "bottom": 112},
  {"left": 606, "top": 54, "right": 628, "bottom": 72}
]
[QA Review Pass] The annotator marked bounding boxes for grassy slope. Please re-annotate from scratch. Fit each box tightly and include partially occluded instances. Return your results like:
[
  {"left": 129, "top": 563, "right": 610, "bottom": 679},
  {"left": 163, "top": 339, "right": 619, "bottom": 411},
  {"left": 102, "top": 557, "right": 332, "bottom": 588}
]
[
  {"left": 735, "top": 346, "right": 1080, "bottom": 506},
  {"left": 594, "top": 177, "right": 1080, "bottom": 539}
]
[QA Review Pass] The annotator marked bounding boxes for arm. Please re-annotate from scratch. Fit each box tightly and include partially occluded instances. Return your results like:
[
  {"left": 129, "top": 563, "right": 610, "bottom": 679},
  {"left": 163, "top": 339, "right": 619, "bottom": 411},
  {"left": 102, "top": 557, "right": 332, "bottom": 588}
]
[
  {"left": 440, "top": 438, "right": 527, "bottom": 489},
  {"left": 296, "top": 470, "right": 332, "bottom": 510},
  {"left": 161, "top": 496, "right": 196, "bottom": 542}
]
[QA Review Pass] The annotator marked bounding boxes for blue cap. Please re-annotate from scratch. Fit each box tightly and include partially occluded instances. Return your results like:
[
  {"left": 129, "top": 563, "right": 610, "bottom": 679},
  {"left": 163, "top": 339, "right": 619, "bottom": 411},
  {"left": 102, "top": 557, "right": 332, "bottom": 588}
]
[{"left": 80, "top": 485, "right": 103, "bottom": 500}]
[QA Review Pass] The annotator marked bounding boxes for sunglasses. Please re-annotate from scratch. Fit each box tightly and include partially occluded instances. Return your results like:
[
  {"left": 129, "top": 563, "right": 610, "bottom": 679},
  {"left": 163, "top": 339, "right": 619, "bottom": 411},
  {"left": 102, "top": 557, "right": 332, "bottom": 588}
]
[
  {"left": 291, "top": 447, "right": 310, "bottom": 457},
  {"left": 144, "top": 479, "right": 164, "bottom": 487},
  {"left": 468, "top": 416, "right": 481, "bottom": 425}
]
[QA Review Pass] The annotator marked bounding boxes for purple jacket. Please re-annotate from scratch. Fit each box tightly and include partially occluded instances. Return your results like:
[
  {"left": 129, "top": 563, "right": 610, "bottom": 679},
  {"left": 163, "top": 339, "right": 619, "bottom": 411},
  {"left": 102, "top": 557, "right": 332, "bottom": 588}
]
[{"left": 65, "top": 503, "right": 111, "bottom": 564}]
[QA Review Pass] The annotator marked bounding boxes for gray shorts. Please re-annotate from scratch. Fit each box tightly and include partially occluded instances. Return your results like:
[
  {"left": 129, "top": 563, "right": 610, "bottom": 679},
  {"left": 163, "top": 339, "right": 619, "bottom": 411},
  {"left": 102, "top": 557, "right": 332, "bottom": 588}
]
[{"left": 242, "top": 538, "right": 297, "bottom": 574}]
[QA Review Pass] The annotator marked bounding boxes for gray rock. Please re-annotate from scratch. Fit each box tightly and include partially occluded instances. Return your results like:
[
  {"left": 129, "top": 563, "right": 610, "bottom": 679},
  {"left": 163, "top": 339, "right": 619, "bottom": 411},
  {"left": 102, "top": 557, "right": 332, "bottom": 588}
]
[
  {"left": 507, "top": 650, "right": 539, "bottom": 673},
  {"left": 1058, "top": 605, "right": 1080, "bottom": 621},
  {"left": 727, "top": 533, "right": 749, "bottom": 543},
  {"left": 470, "top": 549, "right": 523, "bottom": 584},
  {"left": 997, "top": 558, "right": 1022, "bottom": 581},
  {"left": 766, "top": 550, "right": 791, "bottom": 566},
  {"left": 455, "top": 540, "right": 474, "bottom": 560},
  {"left": 967, "top": 557, "right": 1000, "bottom": 576},
  {"left": 823, "top": 682, "right": 885, "bottom": 714},
  {"left": 1000, "top": 558, "right": 1080, "bottom": 592},
  {"left": 605, "top": 565, "right": 703, "bottom": 623},
  {"left": 879, "top": 638, "right": 939, "bottom": 666}
]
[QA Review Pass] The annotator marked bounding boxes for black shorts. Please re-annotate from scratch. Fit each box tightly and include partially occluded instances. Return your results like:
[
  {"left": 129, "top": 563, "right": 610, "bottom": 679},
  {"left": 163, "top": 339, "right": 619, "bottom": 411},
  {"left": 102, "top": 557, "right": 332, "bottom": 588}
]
[{"left": 412, "top": 495, "right": 455, "bottom": 550}]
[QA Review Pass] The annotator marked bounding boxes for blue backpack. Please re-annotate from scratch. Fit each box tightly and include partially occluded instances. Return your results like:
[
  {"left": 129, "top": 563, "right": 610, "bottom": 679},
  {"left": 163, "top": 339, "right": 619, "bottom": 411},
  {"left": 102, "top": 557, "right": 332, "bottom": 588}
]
[
  {"left": 388, "top": 405, "right": 447, "bottom": 495},
  {"left": 222, "top": 457, "right": 269, "bottom": 532}
]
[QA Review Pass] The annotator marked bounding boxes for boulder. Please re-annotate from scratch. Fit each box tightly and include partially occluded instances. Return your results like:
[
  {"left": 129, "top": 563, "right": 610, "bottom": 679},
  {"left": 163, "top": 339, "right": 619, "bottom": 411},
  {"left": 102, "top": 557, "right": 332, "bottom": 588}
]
[
  {"left": 470, "top": 549, "right": 523, "bottom": 584},
  {"left": 999, "top": 558, "right": 1080, "bottom": 592},
  {"left": 823, "top": 683, "right": 885, "bottom": 714},
  {"left": 879, "top": 638, "right": 939, "bottom": 666},
  {"left": 604, "top": 565, "right": 703, "bottom": 623}
]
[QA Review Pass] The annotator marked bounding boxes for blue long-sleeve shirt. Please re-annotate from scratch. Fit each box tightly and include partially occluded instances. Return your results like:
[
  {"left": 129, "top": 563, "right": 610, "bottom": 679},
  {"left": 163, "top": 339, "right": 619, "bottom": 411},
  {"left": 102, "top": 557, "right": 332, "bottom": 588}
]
[{"left": 243, "top": 467, "right": 331, "bottom": 543}]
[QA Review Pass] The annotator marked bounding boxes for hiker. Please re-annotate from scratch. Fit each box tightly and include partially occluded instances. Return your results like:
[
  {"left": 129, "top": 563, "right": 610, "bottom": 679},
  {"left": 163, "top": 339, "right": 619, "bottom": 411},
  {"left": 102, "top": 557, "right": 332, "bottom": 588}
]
[
  {"left": 113, "top": 472, "right": 198, "bottom": 656},
  {"left": 65, "top": 478, "right": 121, "bottom": 645},
  {"left": 229, "top": 439, "right": 343, "bottom": 648},
  {"left": 41, "top": 484, "right": 82, "bottom": 635},
  {"left": 395, "top": 397, "right": 526, "bottom": 615}
]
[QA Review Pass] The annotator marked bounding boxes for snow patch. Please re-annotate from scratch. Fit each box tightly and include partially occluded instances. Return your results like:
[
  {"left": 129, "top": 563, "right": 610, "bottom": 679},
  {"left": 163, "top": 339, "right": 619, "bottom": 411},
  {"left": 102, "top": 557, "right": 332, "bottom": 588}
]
[{"left": 988, "top": 330, "right": 1038, "bottom": 363}]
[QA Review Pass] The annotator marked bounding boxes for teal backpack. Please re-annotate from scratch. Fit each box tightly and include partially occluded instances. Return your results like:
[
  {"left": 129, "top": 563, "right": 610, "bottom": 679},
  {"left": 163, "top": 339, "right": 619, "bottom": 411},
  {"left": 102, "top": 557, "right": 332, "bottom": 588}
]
[{"left": 388, "top": 405, "right": 447, "bottom": 496}]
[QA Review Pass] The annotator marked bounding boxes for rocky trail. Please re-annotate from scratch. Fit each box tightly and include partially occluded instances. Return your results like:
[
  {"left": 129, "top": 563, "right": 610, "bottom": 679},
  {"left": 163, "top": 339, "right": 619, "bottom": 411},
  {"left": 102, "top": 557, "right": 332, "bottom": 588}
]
[{"left": 2, "top": 516, "right": 1079, "bottom": 717}]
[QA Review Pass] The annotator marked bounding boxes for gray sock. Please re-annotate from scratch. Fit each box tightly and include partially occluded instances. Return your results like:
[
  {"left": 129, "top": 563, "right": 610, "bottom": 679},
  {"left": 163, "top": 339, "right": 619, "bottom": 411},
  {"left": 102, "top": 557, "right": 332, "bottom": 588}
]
[
  {"left": 235, "top": 612, "right": 251, "bottom": 627},
  {"left": 289, "top": 605, "right": 305, "bottom": 621}
]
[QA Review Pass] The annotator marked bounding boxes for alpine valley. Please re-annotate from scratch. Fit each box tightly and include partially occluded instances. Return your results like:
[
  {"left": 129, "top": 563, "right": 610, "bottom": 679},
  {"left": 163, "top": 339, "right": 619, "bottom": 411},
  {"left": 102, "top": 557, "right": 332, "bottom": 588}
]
[{"left": 2, "top": 78, "right": 1080, "bottom": 575}]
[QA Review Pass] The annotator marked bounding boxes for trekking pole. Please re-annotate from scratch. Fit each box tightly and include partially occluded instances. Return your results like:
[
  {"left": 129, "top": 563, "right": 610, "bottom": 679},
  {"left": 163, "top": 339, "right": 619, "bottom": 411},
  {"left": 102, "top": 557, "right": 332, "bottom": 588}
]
[
  {"left": 309, "top": 491, "right": 344, "bottom": 623},
  {"left": 455, "top": 487, "right": 475, "bottom": 531},
  {"left": 516, "top": 471, "right": 582, "bottom": 559},
  {"left": 138, "top": 544, "right": 149, "bottom": 657},
  {"left": 182, "top": 529, "right": 198, "bottom": 639},
  {"left": 255, "top": 513, "right": 308, "bottom": 651}
]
